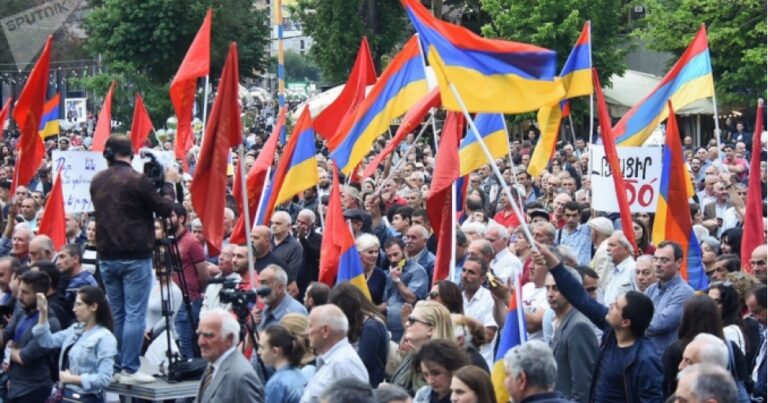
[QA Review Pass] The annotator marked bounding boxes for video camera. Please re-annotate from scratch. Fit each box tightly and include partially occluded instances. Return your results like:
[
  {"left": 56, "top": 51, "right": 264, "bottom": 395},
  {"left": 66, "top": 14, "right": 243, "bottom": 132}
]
[
  {"left": 140, "top": 150, "right": 165, "bottom": 190},
  {"left": 218, "top": 280, "right": 260, "bottom": 308}
]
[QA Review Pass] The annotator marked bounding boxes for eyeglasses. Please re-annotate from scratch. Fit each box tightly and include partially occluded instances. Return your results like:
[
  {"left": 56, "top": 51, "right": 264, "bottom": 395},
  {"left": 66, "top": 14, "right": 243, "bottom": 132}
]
[{"left": 407, "top": 316, "right": 431, "bottom": 326}]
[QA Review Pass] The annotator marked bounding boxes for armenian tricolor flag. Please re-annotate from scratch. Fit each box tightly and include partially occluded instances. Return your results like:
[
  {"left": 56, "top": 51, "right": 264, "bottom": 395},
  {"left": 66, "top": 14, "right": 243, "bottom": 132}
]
[
  {"left": 492, "top": 275, "right": 526, "bottom": 403},
  {"left": 402, "top": 0, "right": 563, "bottom": 114},
  {"left": 529, "top": 22, "right": 592, "bottom": 177},
  {"left": 39, "top": 93, "right": 60, "bottom": 139},
  {"left": 261, "top": 107, "right": 318, "bottom": 224},
  {"left": 614, "top": 25, "right": 714, "bottom": 146},
  {"left": 652, "top": 102, "right": 707, "bottom": 290},
  {"left": 459, "top": 113, "right": 508, "bottom": 176},
  {"left": 330, "top": 35, "right": 428, "bottom": 176}
]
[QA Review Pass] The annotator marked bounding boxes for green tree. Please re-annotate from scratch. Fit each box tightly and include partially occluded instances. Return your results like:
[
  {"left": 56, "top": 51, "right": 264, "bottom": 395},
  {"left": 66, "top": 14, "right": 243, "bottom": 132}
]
[
  {"left": 81, "top": 0, "right": 270, "bottom": 127},
  {"left": 271, "top": 51, "right": 323, "bottom": 82},
  {"left": 479, "top": 0, "right": 628, "bottom": 129},
  {"left": 636, "top": 0, "right": 766, "bottom": 109},
  {"left": 291, "top": 0, "right": 406, "bottom": 84}
]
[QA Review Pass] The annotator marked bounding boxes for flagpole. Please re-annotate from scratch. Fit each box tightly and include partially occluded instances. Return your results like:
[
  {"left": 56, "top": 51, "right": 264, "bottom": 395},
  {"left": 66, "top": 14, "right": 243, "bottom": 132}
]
[
  {"left": 711, "top": 93, "right": 723, "bottom": 160},
  {"left": 448, "top": 181, "right": 457, "bottom": 282},
  {"left": 447, "top": 83, "right": 537, "bottom": 250},
  {"left": 315, "top": 182, "right": 325, "bottom": 229},
  {"left": 237, "top": 144, "right": 256, "bottom": 288},
  {"left": 377, "top": 111, "right": 434, "bottom": 192},
  {"left": 430, "top": 111, "right": 439, "bottom": 151},
  {"left": 587, "top": 21, "right": 594, "bottom": 175},
  {"left": 501, "top": 116, "right": 526, "bottom": 209},
  {"left": 201, "top": 75, "right": 210, "bottom": 139}
]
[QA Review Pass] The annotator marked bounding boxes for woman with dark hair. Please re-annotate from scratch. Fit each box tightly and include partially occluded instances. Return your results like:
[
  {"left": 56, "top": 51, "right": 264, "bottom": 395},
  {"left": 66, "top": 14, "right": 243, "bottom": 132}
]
[
  {"left": 34, "top": 286, "right": 117, "bottom": 402},
  {"left": 720, "top": 227, "right": 743, "bottom": 255},
  {"left": 632, "top": 212, "right": 655, "bottom": 235},
  {"left": 412, "top": 340, "right": 469, "bottom": 403},
  {"left": 661, "top": 295, "right": 724, "bottom": 397},
  {"left": 258, "top": 324, "right": 307, "bottom": 403},
  {"left": 328, "top": 282, "right": 388, "bottom": 387},
  {"left": 428, "top": 280, "right": 464, "bottom": 314},
  {"left": 632, "top": 217, "right": 655, "bottom": 255},
  {"left": 450, "top": 365, "right": 496, "bottom": 403},
  {"left": 708, "top": 282, "right": 747, "bottom": 353}
]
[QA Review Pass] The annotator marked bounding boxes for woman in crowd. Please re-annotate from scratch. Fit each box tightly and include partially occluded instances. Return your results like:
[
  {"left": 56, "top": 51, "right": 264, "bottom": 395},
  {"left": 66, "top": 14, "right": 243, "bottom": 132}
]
[
  {"left": 81, "top": 219, "right": 101, "bottom": 286},
  {"left": 34, "top": 286, "right": 117, "bottom": 403},
  {"left": 329, "top": 282, "right": 389, "bottom": 386},
  {"left": 258, "top": 324, "right": 307, "bottom": 403},
  {"left": 391, "top": 301, "right": 454, "bottom": 395},
  {"left": 632, "top": 218, "right": 655, "bottom": 255},
  {"left": 356, "top": 234, "right": 387, "bottom": 305},
  {"left": 280, "top": 313, "right": 316, "bottom": 380},
  {"left": 700, "top": 236, "right": 720, "bottom": 278},
  {"left": 661, "top": 295, "right": 724, "bottom": 397},
  {"left": 720, "top": 227, "right": 743, "bottom": 255},
  {"left": 708, "top": 282, "right": 747, "bottom": 354},
  {"left": 428, "top": 280, "right": 464, "bottom": 315},
  {"left": 451, "top": 314, "right": 489, "bottom": 373},
  {"left": 450, "top": 365, "right": 496, "bottom": 403},
  {"left": 412, "top": 339, "right": 469, "bottom": 403}
]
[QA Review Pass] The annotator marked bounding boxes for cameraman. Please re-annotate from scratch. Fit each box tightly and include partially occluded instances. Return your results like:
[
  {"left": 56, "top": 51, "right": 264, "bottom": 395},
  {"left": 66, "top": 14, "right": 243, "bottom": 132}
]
[{"left": 90, "top": 135, "right": 174, "bottom": 384}]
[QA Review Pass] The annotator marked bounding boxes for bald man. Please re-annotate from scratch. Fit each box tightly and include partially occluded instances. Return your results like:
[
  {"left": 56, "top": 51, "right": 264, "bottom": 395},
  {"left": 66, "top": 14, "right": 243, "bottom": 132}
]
[
  {"left": 251, "top": 225, "right": 288, "bottom": 278},
  {"left": 750, "top": 245, "right": 767, "bottom": 284}
]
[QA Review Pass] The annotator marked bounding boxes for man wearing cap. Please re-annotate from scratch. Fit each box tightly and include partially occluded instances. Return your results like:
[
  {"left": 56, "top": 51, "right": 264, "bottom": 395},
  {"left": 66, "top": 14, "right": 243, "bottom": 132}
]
[
  {"left": 343, "top": 208, "right": 369, "bottom": 239},
  {"left": 588, "top": 217, "right": 614, "bottom": 282},
  {"left": 58, "top": 137, "right": 70, "bottom": 151},
  {"left": 527, "top": 208, "right": 550, "bottom": 224}
]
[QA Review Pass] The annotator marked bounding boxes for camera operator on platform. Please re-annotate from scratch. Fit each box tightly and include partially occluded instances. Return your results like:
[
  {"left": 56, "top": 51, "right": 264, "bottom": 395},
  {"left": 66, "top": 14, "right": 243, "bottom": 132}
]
[{"left": 90, "top": 135, "right": 174, "bottom": 384}]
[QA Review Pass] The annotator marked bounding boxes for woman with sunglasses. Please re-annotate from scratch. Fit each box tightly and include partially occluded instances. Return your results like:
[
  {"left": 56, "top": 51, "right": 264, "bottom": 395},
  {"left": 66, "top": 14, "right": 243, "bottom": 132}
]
[
  {"left": 391, "top": 301, "right": 454, "bottom": 395},
  {"left": 427, "top": 280, "right": 464, "bottom": 315}
]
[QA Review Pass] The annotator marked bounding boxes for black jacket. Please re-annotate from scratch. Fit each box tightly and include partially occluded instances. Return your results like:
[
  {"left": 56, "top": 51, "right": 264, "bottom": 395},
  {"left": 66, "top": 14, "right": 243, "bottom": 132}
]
[{"left": 90, "top": 161, "right": 174, "bottom": 259}]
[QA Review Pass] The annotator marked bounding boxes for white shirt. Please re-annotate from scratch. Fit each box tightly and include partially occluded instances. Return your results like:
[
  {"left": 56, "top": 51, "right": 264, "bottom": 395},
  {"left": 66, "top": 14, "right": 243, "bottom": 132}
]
[
  {"left": 463, "top": 287, "right": 498, "bottom": 369},
  {"left": 522, "top": 282, "right": 547, "bottom": 341},
  {"left": 301, "top": 338, "right": 368, "bottom": 403},
  {"left": 491, "top": 248, "right": 522, "bottom": 287},
  {"left": 602, "top": 256, "right": 637, "bottom": 306}
]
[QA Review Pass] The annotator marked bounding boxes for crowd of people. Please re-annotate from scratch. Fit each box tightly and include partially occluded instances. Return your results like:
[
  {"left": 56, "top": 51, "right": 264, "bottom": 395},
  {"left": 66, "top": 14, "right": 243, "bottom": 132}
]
[{"left": 0, "top": 105, "right": 762, "bottom": 403}]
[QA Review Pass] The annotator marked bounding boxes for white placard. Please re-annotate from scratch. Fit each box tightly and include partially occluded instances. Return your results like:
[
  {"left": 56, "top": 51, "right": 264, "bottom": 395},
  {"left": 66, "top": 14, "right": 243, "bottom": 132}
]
[
  {"left": 52, "top": 150, "right": 176, "bottom": 213},
  {"left": 590, "top": 145, "right": 662, "bottom": 213}
]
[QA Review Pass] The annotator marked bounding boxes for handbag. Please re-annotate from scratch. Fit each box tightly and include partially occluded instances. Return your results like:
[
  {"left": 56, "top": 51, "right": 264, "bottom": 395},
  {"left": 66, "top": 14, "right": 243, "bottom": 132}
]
[{"left": 45, "top": 382, "right": 64, "bottom": 403}]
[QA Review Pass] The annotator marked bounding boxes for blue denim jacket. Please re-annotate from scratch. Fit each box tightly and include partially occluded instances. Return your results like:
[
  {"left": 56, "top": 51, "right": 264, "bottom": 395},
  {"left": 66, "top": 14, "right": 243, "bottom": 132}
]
[{"left": 32, "top": 322, "right": 117, "bottom": 394}]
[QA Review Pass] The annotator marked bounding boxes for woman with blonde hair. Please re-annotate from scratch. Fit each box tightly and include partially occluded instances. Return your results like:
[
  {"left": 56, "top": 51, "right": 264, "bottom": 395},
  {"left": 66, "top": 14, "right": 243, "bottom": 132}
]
[
  {"left": 391, "top": 301, "right": 453, "bottom": 394},
  {"left": 452, "top": 314, "right": 489, "bottom": 373},
  {"left": 279, "top": 313, "right": 316, "bottom": 379}
]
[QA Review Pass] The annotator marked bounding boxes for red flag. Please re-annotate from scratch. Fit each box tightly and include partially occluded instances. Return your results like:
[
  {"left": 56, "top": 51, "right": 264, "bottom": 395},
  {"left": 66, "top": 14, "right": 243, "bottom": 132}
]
[
  {"left": 593, "top": 68, "right": 638, "bottom": 253},
  {"left": 0, "top": 97, "right": 12, "bottom": 139},
  {"left": 91, "top": 81, "right": 116, "bottom": 151},
  {"left": 190, "top": 42, "right": 242, "bottom": 257},
  {"left": 318, "top": 165, "right": 345, "bottom": 286},
  {"left": 130, "top": 92, "right": 154, "bottom": 153},
  {"left": 229, "top": 111, "right": 283, "bottom": 244},
  {"left": 12, "top": 36, "right": 51, "bottom": 197},
  {"left": 362, "top": 87, "right": 441, "bottom": 178},
  {"left": 315, "top": 36, "right": 377, "bottom": 144},
  {"left": 37, "top": 169, "right": 66, "bottom": 250},
  {"left": 427, "top": 112, "right": 463, "bottom": 283},
  {"left": 171, "top": 8, "right": 212, "bottom": 170},
  {"left": 741, "top": 101, "right": 765, "bottom": 272}
]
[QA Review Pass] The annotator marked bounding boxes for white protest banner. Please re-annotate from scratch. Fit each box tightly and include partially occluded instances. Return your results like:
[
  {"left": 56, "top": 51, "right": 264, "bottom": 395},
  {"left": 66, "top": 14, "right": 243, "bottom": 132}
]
[
  {"left": 52, "top": 150, "right": 176, "bottom": 213},
  {"left": 52, "top": 151, "right": 107, "bottom": 213},
  {"left": 590, "top": 145, "right": 662, "bottom": 213}
]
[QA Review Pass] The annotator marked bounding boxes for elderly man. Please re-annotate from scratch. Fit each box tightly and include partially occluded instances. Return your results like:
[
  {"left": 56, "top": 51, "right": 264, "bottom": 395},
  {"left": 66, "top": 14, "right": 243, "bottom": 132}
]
[
  {"left": 255, "top": 264, "right": 306, "bottom": 331},
  {"left": 196, "top": 309, "right": 264, "bottom": 402},
  {"left": 550, "top": 193, "right": 572, "bottom": 229},
  {"left": 0, "top": 219, "right": 32, "bottom": 264},
  {"left": 19, "top": 197, "right": 39, "bottom": 231},
  {"left": 679, "top": 333, "right": 729, "bottom": 370},
  {"left": 200, "top": 244, "right": 240, "bottom": 316},
  {"left": 601, "top": 231, "right": 637, "bottom": 306},
  {"left": 675, "top": 364, "right": 738, "bottom": 403},
  {"left": 588, "top": 216, "right": 614, "bottom": 282},
  {"left": 28, "top": 235, "right": 55, "bottom": 264},
  {"left": 64, "top": 212, "right": 86, "bottom": 246},
  {"left": 405, "top": 225, "right": 435, "bottom": 278},
  {"left": 503, "top": 340, "right": 569, "bottom": 402},
  {"left": 484, "top": 224, "right": 521, "bottom": 287},
  {"left": 301, "top": 304, "right": 368, "bottom": 403},
  {"left": 750, "top": 244, "right": 767, "bottom": 284},
  {"left": 269, "top": 211, "right": 302, "bottom": 296},
  {"left": 634, "top": 254, "right": 656, "bottom": 293}
]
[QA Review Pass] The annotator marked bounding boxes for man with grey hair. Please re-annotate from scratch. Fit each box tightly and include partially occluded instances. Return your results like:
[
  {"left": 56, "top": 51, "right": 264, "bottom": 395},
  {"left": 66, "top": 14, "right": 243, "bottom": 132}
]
[
  {"left": 28, "top": 235, "right": 55, "bottom": 264},
  {"left": 602, "top": 231, "right": 637, "bottom": 305},
  {"left": 405, "top": 225, "right": 435, "bottom": 278},
  {"left": 635, "top": 254, "right": 656, "bottom": 293},
  {"left": 255, "top": 264, "right": 306, "bottom": 331},
  {"left": 678, "top": 333, "right": 729, "bottom": 370},
  {"left": 269, "top": 211, "right": 302, "bottom": 297},
  {"left": 296, "top": 208, "right": 322, "bottom": 298},
  {"left": 64, "top": 212, "right": 86, "bottom": 245},
  {"left": 196, "top": 308, "right": 263, "bottom": 402},
  {"left": 485, "top": 224, "right": 521, "bottom": 287},
  {"left": 301, "top": 304, "right": 368, "bottom": 403},
  {"left": 675, "top": 364, "right": 738, "bottom": 403},
  {"left": 503, "top": 340, "right": 569, "bottom": 402}
]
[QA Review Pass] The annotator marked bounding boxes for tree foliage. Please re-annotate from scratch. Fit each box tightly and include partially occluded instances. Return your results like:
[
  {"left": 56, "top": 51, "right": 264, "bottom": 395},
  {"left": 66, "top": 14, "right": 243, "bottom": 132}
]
[
  {"left": 636, "top": 0, "right": 766, "bottom": 109},
  {"left": 271, "top": 51, "right": 323, "bottom": 83},
  {"left": 81, "top": 0, "right": 270, "bottom": 126},
  {"left": 291, "top": 0, "right": 406, "bottom": 84},
  {"left": 479, "top": 0, "right": 628, "bottom": 130}
]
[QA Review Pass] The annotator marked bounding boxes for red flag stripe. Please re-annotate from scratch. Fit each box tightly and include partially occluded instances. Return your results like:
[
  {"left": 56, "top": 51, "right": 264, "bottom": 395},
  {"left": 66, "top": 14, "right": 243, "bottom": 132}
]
[
  {"left": 91, "top": 81, "right": 117, "bottom": 152},
  {"left": 37, "top": 169, "right": 66, "bottom": 250},
  {"left": 741, "top": 102, "right": 765, "bottom": 271},
  {"left": 130, "top": 92, "right": 154, "bottom": 153}
]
